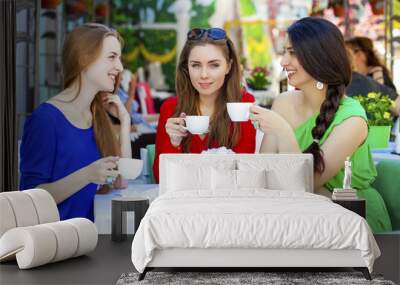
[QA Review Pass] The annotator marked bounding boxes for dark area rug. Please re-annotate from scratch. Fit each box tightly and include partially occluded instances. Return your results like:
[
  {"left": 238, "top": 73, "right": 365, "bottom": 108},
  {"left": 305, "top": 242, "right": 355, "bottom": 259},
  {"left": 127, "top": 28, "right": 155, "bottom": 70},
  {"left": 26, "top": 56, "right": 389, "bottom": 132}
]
[{"left": 116, "top": 271, "right": 396, "bottom": 285}]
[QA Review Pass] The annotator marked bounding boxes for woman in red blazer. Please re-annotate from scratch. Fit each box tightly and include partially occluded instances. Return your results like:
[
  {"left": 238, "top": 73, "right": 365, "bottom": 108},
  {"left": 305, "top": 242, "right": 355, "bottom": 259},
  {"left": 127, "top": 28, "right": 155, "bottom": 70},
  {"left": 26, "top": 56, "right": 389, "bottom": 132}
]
[{"left": 153, "top": 28, "right": 256, "bottom": 182}]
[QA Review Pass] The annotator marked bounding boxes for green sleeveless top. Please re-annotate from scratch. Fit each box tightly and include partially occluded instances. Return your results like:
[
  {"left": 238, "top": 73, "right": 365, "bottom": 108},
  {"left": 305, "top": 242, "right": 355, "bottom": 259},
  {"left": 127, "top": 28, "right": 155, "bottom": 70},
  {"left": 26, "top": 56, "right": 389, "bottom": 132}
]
[
  {"left": 294, "top": 96, "right": 392, "bottom": 233},
  {"left": 294, "top": 96, "right": 377, "bottom": 191}
]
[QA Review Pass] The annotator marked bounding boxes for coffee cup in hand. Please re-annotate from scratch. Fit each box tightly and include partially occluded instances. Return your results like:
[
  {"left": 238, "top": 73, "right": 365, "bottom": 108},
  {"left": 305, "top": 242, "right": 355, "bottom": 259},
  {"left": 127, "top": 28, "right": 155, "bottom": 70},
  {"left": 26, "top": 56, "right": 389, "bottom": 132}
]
[
  {"left": 117, "top": 158, "right": 143, "bottom": 180},
  {"left": 227, "top": 102, "right": 253, "bottom": 122},
  {"left": 183, "top": 116, "right": 209, "bottom": 134}
]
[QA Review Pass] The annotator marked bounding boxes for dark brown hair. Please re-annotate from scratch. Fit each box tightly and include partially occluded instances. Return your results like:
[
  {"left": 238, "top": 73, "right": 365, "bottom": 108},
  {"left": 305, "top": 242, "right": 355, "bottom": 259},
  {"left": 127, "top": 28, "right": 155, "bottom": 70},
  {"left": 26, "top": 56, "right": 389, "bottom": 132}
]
[
  {"left": 288, "top": 17, "right": 352, "bottom": 174},
  {"left": 175, "top": 32, "right": 243, "bottom": 152},
  {"left": 345, "top": 36, "right": 391, "bottom": 78}
]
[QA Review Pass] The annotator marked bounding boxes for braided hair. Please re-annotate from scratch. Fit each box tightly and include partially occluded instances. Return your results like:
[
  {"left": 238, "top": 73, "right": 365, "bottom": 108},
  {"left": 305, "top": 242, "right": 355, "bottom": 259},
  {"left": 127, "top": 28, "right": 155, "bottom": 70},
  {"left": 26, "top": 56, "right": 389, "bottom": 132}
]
[{"left": 287, "top": 17, "right": 352, "bottom": 174}]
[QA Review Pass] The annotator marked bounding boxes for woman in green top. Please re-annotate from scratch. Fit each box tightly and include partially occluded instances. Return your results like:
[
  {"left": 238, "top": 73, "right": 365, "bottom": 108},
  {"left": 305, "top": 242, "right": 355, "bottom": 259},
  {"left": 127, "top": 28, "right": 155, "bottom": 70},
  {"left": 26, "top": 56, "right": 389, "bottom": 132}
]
[{"left": 250, "top": 17, "right": 391, "bottom": 233}]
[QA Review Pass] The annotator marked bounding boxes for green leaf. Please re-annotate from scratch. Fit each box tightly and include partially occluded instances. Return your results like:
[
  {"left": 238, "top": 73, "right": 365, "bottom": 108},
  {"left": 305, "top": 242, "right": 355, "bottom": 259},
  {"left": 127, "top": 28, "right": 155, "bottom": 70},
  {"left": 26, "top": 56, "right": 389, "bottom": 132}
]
[{"left": 353, "top": 92, "right": 394, "bottom": 126}]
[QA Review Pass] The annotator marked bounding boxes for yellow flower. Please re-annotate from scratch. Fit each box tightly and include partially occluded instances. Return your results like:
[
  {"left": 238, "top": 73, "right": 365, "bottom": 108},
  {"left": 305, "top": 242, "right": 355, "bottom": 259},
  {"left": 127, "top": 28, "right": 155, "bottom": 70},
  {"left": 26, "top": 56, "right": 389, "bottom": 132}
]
[
  {"left": 383, "top": 112, "right": 391, "bottom": 119},
  {"left": 367, "top": 93, "right": 376, "bottom": 98}
]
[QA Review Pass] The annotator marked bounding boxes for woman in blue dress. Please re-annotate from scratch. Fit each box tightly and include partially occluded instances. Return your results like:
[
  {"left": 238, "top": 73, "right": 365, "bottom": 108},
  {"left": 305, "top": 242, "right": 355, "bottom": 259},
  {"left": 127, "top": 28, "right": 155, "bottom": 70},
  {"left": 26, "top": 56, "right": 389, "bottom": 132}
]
[{"left": 20, "top": 23, "right": 132, "bottom": 221}]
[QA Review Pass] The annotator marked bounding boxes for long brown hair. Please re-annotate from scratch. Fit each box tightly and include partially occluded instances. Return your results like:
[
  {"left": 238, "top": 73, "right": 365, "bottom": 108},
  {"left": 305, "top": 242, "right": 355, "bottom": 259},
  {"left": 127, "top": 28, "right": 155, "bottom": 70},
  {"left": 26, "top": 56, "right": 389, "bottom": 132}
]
[
  {"left": 288, "top": 17, "right": 352, "bottom": 174},
  {"left": 345, "top": 36, "right": 391, "bottom": 78},
  {"left": 62, "top": 23, "right": 123, "bottom": 158},
  {"left": 174, "top": 34, "right": 242, "bottom": 152},
  {"left": 175, "top": 32, "right": 243, "bottom": 152}
]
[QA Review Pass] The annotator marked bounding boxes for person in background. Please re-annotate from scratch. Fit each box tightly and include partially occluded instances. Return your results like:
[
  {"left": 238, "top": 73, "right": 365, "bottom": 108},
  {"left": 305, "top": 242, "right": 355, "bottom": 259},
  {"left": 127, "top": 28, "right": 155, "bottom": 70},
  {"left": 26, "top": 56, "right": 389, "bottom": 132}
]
[
  {"left": 118, "top": 69, "right": 159, "bottom": 130},
  {"left": 250, "top": 17, "right": 391, "bottom": 233},
  {"left": 346, "top": 47, "right": 400, "bottom": 116},
  {"left": 117, "top": 69, "right": 159, "bottom": 158},
  {"left": 153, "top": 28, "right": 256, "bottom": 182},
  {"left": 20, "top": 23, "right": 132, "bottom": 221},
  {"left": 345, "top": 36, "right": 397, "bottom": 92}
]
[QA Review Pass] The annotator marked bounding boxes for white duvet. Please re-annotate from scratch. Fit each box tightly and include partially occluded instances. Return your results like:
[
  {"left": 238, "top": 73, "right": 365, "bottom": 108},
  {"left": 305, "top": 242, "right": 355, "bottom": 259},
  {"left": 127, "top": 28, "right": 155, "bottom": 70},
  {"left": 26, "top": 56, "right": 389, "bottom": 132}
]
[{"left": 131, "top": 190, "right": 380, "bottom": 273}]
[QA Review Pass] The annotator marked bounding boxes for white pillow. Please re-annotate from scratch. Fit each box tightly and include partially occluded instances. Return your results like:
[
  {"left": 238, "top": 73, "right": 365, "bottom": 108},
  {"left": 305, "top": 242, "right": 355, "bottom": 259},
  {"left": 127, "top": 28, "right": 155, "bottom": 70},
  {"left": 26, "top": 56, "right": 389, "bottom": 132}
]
[
  {"left": 211, "top": 169, "right": 267, "bottom": 191},
  {"left": 167, "top": 160, "right": 236, "bottom": 192},
  {"left": 211, "top": 168, "right": 236, "bottom": 190},
  {"left": 266, "top": 163, "right": 307, "bottom": 191},
  {"left": 236, "top": 169, "right": 267, "bottom": 188},
  {"left": 167, "top": 162, "right": 211, "bottom": 191},
  {"left": 237, "top": 159, "right": 308, "bottom": 192}
]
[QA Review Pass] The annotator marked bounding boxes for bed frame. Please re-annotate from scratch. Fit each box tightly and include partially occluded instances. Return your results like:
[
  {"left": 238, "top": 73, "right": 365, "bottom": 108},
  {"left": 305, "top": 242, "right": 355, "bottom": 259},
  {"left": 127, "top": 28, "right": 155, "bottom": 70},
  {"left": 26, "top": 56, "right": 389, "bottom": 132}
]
[
  {"left": 137, "top": 154, "right": 372, "bottom": 281},
  {"left": 138, "top": 248, "right": 371, "bottom": 280}
]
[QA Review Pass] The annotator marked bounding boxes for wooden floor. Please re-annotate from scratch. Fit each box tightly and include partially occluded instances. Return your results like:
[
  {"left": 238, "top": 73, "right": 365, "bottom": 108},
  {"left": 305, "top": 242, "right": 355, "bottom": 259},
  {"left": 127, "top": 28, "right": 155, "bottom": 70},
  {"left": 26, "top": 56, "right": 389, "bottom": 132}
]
[{"left": 0, "top": 233, "right": 398, "bottom": 285}]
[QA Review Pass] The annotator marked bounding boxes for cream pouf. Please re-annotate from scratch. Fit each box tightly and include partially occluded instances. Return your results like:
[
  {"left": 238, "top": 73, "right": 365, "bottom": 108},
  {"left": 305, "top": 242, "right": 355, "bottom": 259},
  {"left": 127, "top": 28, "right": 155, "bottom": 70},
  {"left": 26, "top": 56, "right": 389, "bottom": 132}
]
[{"left": 0, "top": 189, "right": 98, "bottom": 269}]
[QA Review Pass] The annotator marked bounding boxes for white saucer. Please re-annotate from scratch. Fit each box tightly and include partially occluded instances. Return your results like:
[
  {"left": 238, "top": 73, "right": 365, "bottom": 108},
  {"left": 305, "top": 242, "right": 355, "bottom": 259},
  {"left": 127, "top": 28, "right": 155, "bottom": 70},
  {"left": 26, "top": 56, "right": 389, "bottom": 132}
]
[{"left": 190, "top": 131, "right": 209, "bottom": 135}]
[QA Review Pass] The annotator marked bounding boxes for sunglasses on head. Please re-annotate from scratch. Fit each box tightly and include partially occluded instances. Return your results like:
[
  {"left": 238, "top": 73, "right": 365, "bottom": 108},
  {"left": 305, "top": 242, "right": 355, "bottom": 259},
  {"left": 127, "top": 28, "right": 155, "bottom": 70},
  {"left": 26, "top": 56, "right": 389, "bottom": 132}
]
[
  {"left": 187, "top": 28, "right": 227, "bottom": 41},
  {"left": 85, "top": 23, "right": 116, "bottom": 33}
]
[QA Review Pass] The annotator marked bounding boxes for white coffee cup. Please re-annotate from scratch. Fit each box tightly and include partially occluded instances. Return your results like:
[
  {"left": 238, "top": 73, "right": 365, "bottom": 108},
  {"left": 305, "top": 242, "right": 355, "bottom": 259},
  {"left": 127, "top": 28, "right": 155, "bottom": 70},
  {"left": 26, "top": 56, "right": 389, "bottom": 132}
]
[
  {"left": 227, "top": 102, "right": 253, "bottom": 122},
  {"left": 183, "top": 116, "right": 209, "bottom": 134},
  {"left": 117, "top": 158, "right": 143, "bottom": 180}
]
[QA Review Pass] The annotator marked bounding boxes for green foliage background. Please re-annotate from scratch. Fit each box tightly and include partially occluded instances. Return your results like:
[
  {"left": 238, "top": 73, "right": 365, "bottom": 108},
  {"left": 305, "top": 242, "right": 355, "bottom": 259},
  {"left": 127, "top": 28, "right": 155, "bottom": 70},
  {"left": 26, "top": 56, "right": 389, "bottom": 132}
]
[
  {"left": 117, "top": 27, "right": 144, "bottom": 72},
  {"left": 354, "top": 93, "right": 394, "bottom": 126},
  {"left": 111, "top": 0, "right": 216, "bottom": 90},
  {"left": 238, "top": 0, "right": 271, "bottom": 69},
  {"left": 190, "top": 1, "right": 215, "bottom": 28},
  {"left": 142, "top": 29, "right": 177, "bottom": 88}
]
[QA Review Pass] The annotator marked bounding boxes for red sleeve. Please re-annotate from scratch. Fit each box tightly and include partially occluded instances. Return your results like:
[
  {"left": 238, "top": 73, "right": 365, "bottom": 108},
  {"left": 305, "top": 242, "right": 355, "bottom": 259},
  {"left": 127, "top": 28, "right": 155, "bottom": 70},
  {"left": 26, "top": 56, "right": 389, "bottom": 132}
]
[
  {"left": 153, "top": 97, "right": 182, "bottom": 183},
  {"left": 241, "top": 89, "right": 255, "bottom": 103},
  {"left": 232, "top": 90, "right": 256, "bottom": 153}
]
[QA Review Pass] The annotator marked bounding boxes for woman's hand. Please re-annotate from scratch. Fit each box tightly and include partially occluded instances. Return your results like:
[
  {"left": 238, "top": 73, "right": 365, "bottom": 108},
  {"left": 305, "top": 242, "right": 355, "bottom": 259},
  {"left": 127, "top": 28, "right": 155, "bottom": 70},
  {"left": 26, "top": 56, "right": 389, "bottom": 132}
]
[
  {"left": 165, "top": 112, "right": 188, "bottom": 147},
  {"left": 249, "top": 105, "right": 292, "bottom": 137},
  {"left": 368, "top": 66, "right": 384, "bottom": 84},
  {"left": 113, "top": 175, "right": 128, "bottom": 189},
  {"left": 103, "top": 93, "right": 131, "bottom": 125},
  {"left": 84, "top": 156, "right": 119, "bottom": 185}
]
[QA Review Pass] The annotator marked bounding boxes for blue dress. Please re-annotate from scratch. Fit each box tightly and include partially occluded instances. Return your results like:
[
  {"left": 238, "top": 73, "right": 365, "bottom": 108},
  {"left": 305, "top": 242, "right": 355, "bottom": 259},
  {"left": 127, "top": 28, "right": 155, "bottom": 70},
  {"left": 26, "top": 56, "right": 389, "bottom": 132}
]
[{"left": 20, "top": 103, "right": 101, "bottom": 221}]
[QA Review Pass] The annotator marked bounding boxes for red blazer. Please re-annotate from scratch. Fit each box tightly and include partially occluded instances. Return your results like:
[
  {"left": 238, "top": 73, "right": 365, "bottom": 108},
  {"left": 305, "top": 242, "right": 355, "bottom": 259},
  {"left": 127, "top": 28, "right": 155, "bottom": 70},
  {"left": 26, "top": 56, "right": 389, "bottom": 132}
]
[{"left": 153, "top": 91, "right": 256, "bottom": 182}]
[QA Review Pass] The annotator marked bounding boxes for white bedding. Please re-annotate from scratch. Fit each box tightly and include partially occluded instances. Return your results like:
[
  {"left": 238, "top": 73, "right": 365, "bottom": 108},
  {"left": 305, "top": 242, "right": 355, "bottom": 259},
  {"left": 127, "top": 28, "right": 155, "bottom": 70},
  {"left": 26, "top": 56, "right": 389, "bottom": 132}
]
[{"left": 131, "top": 190, "right": 380, "bottom": 273}]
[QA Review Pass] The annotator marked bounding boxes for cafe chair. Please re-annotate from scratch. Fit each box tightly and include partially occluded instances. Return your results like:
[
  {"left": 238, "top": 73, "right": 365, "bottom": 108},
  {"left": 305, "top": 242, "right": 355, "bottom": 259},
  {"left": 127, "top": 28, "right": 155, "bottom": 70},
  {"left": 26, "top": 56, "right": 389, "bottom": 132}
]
[
  {"left": 372, "top": 159, "right": 400, "bottom": 230},
  {"left": 140, "top": 144, "right": 156, "bottom": 183}
]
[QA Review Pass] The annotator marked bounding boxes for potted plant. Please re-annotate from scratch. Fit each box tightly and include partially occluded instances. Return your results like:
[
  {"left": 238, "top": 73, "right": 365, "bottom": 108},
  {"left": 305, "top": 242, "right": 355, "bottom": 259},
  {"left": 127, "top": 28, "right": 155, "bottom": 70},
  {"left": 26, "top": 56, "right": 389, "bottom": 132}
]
[
  {"left": 246, "top": 66, "right": 270, "bottom": 91},
  {"left": 354, "top": 92, "right": 394, "bottom": 149},
  {"left": 369, "top": 0, "right": 385, "bottom": 15},
  {"left": 41, "top": 0, "right": 61, "bottom": 10},
  {"left": 329, "top": 0, "right": 345, "bottom": 17},
  {"left": 65, "top": 0, "right": 86, "bottom": 17},
  {"left": 245, "top": 66, "right": 274, "bottom": 107},
  {"left": 95, "top": 3, "right": 109, "bottom": 18}
]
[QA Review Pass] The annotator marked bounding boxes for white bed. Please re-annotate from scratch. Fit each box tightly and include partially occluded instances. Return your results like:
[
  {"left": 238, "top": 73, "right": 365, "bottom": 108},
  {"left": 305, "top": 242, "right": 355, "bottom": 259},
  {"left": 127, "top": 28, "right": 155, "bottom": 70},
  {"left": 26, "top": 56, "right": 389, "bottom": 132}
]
[{"left": 131, "top": 154, "right": 380, "bottom": 280}]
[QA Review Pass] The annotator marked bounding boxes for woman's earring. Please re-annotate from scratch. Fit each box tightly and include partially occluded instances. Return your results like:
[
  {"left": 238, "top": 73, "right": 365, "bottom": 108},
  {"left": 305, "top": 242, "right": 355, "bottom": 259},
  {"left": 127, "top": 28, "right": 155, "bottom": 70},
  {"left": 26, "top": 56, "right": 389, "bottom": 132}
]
[{"left": 316, "top": 81, "right": 324, "bottom": 90}]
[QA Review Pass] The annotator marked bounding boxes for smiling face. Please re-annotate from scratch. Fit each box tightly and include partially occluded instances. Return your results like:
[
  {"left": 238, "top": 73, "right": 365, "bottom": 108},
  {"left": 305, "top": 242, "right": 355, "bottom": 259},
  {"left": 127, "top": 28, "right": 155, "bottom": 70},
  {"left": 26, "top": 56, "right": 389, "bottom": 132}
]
[
  {"left": 83, "top": 36, "right": 123, "bottom": 93},
  {"left": 280, "top": 38, "right": 314, "bottom": 89},
  {"left": 188, "top": 43, "right": 231, "bottom": 98}
]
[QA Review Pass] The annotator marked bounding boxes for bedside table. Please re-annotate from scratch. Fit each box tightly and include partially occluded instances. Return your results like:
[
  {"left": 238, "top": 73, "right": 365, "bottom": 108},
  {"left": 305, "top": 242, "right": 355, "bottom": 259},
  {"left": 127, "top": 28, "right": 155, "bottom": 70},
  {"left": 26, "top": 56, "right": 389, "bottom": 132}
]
[
  {"left": 111, "top": 197, "right": 149, "bottom": 242},
  {"left": 332, "top": 198, "right": 366, "bottom": 218}
]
